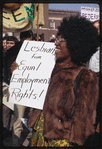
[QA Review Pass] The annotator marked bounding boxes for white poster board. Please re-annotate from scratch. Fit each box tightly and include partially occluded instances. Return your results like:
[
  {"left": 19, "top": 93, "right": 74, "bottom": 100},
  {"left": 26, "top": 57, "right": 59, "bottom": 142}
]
[
  {"left": 81, "top": 6, "right": 99, "bottom": 22},
  {"left": 9, "top": 40, "right": 56, "bottom": 110}
]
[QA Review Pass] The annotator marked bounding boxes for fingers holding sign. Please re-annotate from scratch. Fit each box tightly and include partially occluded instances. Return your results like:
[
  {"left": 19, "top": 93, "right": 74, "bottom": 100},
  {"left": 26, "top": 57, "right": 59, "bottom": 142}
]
[{"left": 11, "top": 61, "right": 18, "bottom": 73}]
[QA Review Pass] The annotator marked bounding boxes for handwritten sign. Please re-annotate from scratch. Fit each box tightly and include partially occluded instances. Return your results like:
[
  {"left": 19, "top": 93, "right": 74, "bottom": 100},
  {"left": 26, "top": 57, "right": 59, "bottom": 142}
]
[
  {"left": 9, "top": 40, "right": 56, "bottom": 110},
  {"left": 81, "top": 6, "right": 99, "bottom": 22}
]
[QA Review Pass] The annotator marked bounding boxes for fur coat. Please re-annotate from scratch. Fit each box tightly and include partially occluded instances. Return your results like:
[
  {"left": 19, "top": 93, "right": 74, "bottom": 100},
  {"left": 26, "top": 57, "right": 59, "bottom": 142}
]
[{"left": 32, "top": 62, "right": 99, "bottom": 145}]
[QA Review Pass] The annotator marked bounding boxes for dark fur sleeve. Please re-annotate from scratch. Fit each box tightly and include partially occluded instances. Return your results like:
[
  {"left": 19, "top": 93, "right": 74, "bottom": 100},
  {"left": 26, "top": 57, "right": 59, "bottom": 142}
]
[{"left": 70, "top": 69, "right": 99, "bottom": 145}]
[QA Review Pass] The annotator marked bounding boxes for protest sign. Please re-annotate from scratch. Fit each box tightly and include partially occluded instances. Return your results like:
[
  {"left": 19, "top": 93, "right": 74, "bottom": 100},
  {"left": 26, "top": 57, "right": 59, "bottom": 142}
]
[
  {"left": 81, "top": 6, "right": 99, "bottom": 22},
  {"left": 9, "top": 40, "right": 55, "bottom": 110}
]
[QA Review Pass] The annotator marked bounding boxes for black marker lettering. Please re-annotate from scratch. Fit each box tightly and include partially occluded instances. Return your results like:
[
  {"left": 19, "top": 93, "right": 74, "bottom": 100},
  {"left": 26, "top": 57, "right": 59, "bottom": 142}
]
[
  {"left": 24, "top": 42, "right": 30, "bottom": 51},
  {"left": 36, "top": 62, "right": 42, "bottom": 71}
]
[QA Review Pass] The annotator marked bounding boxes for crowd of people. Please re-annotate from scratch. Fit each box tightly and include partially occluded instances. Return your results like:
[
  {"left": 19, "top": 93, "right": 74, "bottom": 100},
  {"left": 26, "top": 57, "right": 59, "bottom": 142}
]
[{"left": 2, "top": 16, "right": 100, "bottom": 147}]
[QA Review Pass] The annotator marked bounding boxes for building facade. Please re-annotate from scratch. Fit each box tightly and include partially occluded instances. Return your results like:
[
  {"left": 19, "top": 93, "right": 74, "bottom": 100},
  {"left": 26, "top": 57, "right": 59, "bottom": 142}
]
[
  {"left": 3, "top": 4, "right": 80, "bottom": 42},
  {"left": 34, "top": 4, "right": 80, "bottom": 41}
]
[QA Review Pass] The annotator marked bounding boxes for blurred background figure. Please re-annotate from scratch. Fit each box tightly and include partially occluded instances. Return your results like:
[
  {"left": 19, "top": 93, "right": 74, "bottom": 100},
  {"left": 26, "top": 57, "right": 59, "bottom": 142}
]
[
  {"left": 6, "top": 36, "right": 18, "bottom": 50},
  {"left": 84, "top": 19, "right": 100, "bottom": 147},
  {"left": 3, "top": 30, "right": 33, "bottom": 147},
  {"left": 3, "top": 30, "right": 33, "bottom": 85},
  {"left": 3, "top": 36, "right": 18, "bottom": 75},
  {"left": 2, "top": 36, "right": 7, "bottom": 77},
  {"left": 3, "top": 35, "right": 18, "bottom": 140},
  {"left": 88, "top": 20, "right": 100, "bottom": 76},
  {"left": 2, "top": 36, "right": 7, "bottom": 51},
  {"left": 89, "top": 20, "right": 100, "bottom": 136},
  {"left": 32, "top": 33, "right": 44, "bottom": 41},
  {"left": 3, "top": 30, "right": 33, "bottom": 146}
]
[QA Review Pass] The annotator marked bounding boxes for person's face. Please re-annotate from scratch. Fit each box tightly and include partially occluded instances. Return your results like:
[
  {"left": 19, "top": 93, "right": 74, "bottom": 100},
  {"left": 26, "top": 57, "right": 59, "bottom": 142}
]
[
  {"left": 6, "top": 40, "right": 15, "bottom": 50},
  {"left": 55, "top": 35, "right": 70, "bottom": 60},
  {"left": 94, "top": 21, "right": 100, "bottom": 35},
  {"left": 3, "top": 39, "right": 7, "bottom": 50}
]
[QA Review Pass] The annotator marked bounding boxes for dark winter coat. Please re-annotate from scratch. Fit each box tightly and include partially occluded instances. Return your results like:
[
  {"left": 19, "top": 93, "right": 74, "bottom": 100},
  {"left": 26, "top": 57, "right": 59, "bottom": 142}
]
[
  {"left": 3, "top": 41, "right": 22, "bottom": 84},
  {"left": 32, "top": 61, "right": 99, "bottom": 145}
]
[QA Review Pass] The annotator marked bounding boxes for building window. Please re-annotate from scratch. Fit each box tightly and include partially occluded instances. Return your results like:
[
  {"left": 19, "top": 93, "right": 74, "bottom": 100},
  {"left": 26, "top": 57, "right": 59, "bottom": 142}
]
[{"left": 50, "top": 20, "right": 55, "bottom": 29}]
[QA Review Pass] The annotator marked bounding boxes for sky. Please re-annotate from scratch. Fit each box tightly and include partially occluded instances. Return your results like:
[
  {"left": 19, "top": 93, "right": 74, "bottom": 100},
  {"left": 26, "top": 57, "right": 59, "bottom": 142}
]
[{"left": 49, "top": 3, "right": 99, "bottom": 12}]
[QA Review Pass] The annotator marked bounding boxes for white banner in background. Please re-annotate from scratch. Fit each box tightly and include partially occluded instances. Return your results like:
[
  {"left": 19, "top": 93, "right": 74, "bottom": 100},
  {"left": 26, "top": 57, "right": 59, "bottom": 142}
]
[
  {"left": 81, "top": 6, "right": 99, "bottom": 22},
  {"left": 9, "top": 40, "right": 56, "bottom": 110}
]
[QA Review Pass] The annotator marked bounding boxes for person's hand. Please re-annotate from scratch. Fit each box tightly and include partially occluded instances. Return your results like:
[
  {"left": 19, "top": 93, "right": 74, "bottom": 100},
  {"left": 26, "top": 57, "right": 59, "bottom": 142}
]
[{"left": 10, "top": 61, "right": 18, "bottom": 73}]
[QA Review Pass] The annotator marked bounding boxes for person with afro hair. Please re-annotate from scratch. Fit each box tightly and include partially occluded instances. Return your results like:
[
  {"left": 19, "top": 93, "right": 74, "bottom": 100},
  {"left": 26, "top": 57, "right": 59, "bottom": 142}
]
[
  {"left": 30, "top": 16, "right": 99, "bottom": 147},
  {"left": 56, "top": 16, "right": 99, "bottom": 66}
]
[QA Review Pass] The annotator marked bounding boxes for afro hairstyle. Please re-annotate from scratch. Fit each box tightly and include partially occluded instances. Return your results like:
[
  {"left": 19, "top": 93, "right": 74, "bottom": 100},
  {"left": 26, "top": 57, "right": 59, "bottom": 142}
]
[{"left": 57, "top": 16, "right": 99, "bottom": 65}]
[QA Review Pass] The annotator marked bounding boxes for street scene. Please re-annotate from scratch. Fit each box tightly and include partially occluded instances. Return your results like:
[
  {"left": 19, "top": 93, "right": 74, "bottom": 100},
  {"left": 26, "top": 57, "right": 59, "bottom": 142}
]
[{"left": 2, "top": 3, "right": 100, "bottom": 147}]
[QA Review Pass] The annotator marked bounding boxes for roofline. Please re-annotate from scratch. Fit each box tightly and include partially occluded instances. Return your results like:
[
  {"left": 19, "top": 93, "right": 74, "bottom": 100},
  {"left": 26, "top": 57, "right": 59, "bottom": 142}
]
[{"left": 49, "top": 9, "right": 80, "bottom": 13}]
